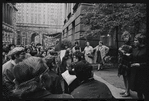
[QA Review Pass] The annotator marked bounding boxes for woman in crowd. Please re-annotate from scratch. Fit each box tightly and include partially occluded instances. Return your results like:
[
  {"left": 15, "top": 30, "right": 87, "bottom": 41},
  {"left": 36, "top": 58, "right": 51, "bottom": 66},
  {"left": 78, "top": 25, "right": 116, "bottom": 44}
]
[
  {"left": 71, "top": 60, "right": 113, "bottom": 98},
  {"left": 94, "top": 41, "right": 109, "bottom": 70},
  {"left": 83, "top": 41, "right": 93, "bottom": 64},
  {"left": 130, "top": 33, "right": 148, "bottom": 99},
  {"left": 72, "top": 41, "right": 81, "bottom": 54},
  {"left": 118, "top": 31, "right": 132, "bottom": 97},
  {"left": 2, "top": 47, "right": 26, "bottom": 99},
  {"left": 11, "top": 57, "right": 73, "bottom": 99}
]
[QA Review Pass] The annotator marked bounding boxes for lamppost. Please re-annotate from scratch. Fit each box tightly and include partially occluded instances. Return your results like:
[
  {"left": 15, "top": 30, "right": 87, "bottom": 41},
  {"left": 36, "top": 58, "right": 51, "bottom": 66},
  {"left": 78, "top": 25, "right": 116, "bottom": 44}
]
[{"left": 115, "top": 26, "right": 119, "bottom": 63}]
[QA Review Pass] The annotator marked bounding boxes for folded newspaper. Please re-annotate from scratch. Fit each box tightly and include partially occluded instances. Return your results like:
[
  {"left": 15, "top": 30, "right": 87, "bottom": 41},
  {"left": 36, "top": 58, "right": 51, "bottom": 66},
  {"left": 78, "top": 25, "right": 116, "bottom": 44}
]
[{"left": 61, "top": 70, "right": 77, "bottom": 85}]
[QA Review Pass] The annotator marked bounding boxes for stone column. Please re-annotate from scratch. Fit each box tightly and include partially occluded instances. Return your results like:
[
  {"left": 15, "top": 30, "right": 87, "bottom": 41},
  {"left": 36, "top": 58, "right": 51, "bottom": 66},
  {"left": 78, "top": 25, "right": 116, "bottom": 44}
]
[
  {"left": 5, "top": 4, "right": 7, "bottom": 24},
  {"left": 7, "top": 5, "right": 9, "bottom": 24},
  {"left": 10, "top": 7, "right": 12, "bottom": 25},
  {"left": 3, "top": 3, "right": 4, "bottom": 22}
]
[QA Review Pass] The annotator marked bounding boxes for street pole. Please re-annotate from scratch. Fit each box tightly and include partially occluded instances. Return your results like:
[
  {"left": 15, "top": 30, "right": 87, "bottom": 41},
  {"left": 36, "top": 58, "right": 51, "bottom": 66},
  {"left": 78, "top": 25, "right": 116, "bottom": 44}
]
[{"left": 116, "top": 26, "right": 119, "bottom": 64}]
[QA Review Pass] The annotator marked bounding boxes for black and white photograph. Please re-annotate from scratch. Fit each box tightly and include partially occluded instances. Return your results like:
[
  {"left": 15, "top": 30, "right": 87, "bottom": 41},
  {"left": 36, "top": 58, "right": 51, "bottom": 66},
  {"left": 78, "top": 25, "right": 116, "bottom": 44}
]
[{"left": 2, "top": 3, "right": 148, "bottom": 100}]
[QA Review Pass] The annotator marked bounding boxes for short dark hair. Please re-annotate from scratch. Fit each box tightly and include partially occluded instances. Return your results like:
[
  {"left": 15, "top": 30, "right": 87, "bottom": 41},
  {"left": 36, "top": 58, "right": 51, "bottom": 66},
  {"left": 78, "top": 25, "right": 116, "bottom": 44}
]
[
  {"left": 75, "top": 46, "right": 80, "bottom": 50},
  {"left": 73, "top": 51, "right": 84, "bottom": 61},
  {"left": 75, "top": 41, "right": 79, "bottom": 45},
  {"left": 99, "top": 41, "right": 103, "bottom": 45},
  {"left": 73, "top": 60, "right": 93, "bottom": 81},
  {"left": 8, "top": 44, "right": 16, "bottom": 50},
  {"left": 135, "top": 34, "right": 146, "bottom": 45}
]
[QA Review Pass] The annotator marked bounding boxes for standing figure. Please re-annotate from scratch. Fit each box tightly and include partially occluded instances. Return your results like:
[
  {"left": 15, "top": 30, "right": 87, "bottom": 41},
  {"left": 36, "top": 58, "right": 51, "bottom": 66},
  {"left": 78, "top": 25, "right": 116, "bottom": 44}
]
[
  {"left": 2, "top": 47, "right": 26, "bottom": 99},
  {"left": 72, "top": 41, "right": 81, "bottom": 53},
  {"left": 130, "top": 34, "right": 148, "bottom": 100},
  {"left": 84, "top": 41, "right": 93, "bottom": 64},
  {"left": 94, "top": 41, "right": 109, "bottom": 70},
  {"left": 118, "top": 31, "right": 132, "bottom": 97}
]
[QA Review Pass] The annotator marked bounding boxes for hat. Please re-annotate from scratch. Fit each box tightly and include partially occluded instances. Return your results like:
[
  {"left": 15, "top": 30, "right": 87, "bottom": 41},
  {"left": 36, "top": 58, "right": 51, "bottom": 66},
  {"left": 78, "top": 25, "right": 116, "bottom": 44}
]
[
  {"left": 13, "top": 57, "right": 48, "bottom": 84},
  {"left": 7, "top": 47, "right": 25, "bottom": 56}
]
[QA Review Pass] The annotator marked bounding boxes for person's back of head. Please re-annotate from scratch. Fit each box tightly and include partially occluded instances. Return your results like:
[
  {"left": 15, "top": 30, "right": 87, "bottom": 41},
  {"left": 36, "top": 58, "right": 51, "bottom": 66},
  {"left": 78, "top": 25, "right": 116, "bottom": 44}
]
[
  {"left": 73, "top": 51, "right": 84, "bottom": 62},
  {"left": 43, "top": 55, "right": 56, "bottom": 70},
  {"left": 73, "top": 60, "right": 93, "bottom": 81},
  {"left": 12, "top": 57, "right": 48, "bottom": 99}
]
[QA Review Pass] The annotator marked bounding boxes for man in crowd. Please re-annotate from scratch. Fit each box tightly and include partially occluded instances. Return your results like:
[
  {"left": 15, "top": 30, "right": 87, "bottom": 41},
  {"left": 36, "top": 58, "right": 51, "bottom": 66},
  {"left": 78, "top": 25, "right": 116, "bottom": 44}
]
[
  {"left": 71, "top": 60, "right": 113, "bottom": 98},
  {"left": 2, "top": 47, "right": 26, "bottom": 99}
]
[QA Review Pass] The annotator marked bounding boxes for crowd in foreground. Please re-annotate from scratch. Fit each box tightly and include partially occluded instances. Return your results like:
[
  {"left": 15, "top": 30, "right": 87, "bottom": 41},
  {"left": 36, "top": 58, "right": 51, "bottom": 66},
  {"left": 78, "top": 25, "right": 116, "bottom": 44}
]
[
  {"left": 2, "top": 42, "right": 113, "bottom": 99},
  {"left": 2, "top": 31, "right": 148, "bottom": 100}
]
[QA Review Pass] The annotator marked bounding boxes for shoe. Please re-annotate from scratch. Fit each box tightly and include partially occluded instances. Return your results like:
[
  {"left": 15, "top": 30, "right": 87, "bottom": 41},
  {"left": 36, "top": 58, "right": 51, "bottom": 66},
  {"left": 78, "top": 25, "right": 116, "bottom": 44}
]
[
  {"left": 120, "top": 91, "right": 126, "bottom": 95},
  {"left": 121, "top": 92, "right": 130, "bottom": 97}
]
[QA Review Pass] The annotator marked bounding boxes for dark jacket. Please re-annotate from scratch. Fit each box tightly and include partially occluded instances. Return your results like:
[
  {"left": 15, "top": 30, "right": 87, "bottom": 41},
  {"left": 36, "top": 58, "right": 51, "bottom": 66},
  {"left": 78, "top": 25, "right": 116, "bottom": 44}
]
[
  {"left": 129, "top": 46, "right": 148, "bottom": 93},
  {"left": 71, "top": 78, "right": 113, "bottom": 98},
  {"left": 10, "top": 89, "right": 73, "bottom": 99},
  {"left": 27, "top": 89, "right": 73, "bottom": 99},
  {"left": 118, "top": 44, "right": 132, "bottom": 76},
  {"left": 43, "top": 70, "right": 63, "bottom": 94}
]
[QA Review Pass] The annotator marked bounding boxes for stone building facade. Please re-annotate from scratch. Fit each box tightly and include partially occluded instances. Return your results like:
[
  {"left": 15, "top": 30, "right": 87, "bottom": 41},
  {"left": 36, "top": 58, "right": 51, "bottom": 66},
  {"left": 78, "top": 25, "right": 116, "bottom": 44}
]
[
  {"left": 2, "top": 3, "right": 18, "bottom": 45},
  {"left": 62, "top": 3, "right": 101, "bottom": 50}
]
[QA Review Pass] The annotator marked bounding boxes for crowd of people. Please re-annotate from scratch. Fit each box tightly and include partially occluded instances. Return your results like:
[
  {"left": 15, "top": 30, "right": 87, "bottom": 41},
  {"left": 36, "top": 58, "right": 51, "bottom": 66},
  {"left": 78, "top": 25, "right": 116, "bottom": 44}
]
[
  {"left": 2, "top": 41, "right": 113, "bottom": 99},
  {"left": 2, "top": 31, "right": 148, "bottom": 100}
]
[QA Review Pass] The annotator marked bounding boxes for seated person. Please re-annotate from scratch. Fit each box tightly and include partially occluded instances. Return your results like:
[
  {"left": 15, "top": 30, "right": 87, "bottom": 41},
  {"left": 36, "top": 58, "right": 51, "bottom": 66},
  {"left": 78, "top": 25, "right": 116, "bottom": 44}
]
[
  {"left": 11, "top": 57, "right": 73, "bottom": 99},
  {"left": 71, "top": 60, "right": 113, "bottom": 98}
]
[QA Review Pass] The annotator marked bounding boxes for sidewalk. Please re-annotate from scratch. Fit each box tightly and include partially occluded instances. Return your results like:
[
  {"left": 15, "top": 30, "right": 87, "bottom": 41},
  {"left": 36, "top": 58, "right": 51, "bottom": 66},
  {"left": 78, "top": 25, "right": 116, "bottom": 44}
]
[{"left": 92, "top": 64, "right": 138, "bottom": 99}]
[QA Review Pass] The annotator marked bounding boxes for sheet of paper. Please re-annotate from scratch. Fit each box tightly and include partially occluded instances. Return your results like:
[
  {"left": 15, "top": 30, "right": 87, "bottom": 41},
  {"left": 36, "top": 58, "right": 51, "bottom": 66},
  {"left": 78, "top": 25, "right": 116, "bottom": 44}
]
[
  {"left": 60, "top": 50, "right": 66, "bottom": 61},
  {"left": 61, "top": 70, "right": 77, "bottom": 85}
]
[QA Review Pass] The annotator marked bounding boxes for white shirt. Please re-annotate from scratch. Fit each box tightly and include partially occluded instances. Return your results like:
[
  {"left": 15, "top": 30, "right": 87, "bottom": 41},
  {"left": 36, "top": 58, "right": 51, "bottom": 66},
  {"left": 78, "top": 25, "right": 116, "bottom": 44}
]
[{"left": 84, "top": 46, "right": 93, "bottom": 55}]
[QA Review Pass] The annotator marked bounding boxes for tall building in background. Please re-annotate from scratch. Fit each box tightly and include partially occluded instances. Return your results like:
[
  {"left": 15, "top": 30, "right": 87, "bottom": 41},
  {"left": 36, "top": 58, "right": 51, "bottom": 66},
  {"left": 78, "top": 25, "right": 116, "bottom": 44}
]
[
  {"left": 2, "top": 3, "right": 18, "bottom": 45},
  {"left": 16, "top": 3, "right": 65, "bottom": 26},
  {"left": 15, "top": 3, "right": 65, "bottom": 46}
]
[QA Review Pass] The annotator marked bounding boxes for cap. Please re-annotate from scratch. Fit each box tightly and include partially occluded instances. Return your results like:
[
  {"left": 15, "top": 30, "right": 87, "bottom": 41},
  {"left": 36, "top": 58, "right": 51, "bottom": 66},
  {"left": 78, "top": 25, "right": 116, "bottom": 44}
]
[{"left": 7, "top": 47, "right": 25, "bottom": 56}]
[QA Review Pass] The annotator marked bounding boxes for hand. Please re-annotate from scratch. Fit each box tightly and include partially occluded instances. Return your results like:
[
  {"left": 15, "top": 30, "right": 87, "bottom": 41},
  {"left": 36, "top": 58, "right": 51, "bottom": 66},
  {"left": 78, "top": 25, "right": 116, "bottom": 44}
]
[
  {"left": 131, "top": 63, "right": 140, "bottom": 67},
  {"left": 125, "top": 53, "right": 130, "bottom": 56},
  {"left": 118, "top": 74, "right": 121, "bottom": 77}
]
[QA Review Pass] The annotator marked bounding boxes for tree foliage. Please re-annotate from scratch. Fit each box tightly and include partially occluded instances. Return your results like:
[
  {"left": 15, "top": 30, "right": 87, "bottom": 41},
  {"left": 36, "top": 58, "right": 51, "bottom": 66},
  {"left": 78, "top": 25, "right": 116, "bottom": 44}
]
[{"left": 81, "top": 3, "right": 146, "bottom": 37}]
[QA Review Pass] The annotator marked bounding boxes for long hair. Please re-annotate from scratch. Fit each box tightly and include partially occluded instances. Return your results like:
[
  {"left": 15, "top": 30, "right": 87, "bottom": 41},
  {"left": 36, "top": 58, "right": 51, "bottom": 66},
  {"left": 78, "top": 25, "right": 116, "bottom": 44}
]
[
  {"left": 12, "top": 57, "right": 48, "bottom": 99},
  {"left": 121, "top": 31, "right": 131, "bottom": 45}
]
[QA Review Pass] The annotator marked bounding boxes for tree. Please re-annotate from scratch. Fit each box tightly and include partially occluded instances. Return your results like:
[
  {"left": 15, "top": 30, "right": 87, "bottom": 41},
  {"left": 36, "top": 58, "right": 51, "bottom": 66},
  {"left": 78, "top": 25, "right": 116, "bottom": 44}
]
[{"left": 81, "top": 3, "right": 146, "bottom": 38}]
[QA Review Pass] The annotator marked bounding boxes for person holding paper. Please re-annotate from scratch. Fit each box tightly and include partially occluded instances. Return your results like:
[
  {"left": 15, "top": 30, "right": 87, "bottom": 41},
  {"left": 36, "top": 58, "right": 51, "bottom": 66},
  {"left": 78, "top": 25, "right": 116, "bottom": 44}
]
[
  {"left": 71, "top": 60, "right": 113, "bottom": 98},
  {"left": 60, "top": 50, "right": 73, "bottom": 93},
  {"left": 67, "top": 51, "right": 85, "bottom": 93}
]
